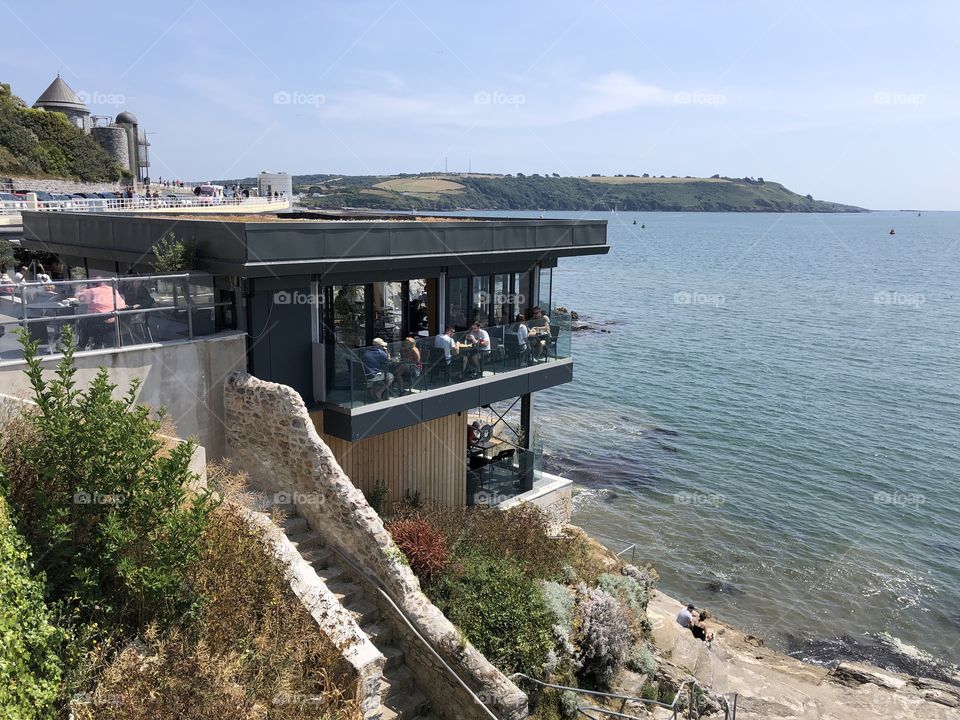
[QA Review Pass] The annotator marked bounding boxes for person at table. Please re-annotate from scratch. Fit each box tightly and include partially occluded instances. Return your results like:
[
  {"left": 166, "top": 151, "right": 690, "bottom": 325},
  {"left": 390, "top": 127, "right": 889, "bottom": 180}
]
[
  {"left": 77, "top": 277, "right": 127, "bottom": 348},
  {"left": 464, "top": 321, "right": 491, "bottom": 377},
  {"left": 395, "top": 336, "right": 422, "bottom": 392},
  {"left": 435, "top": 326, "right": 460, "bottom": 364},
  {"left": 34, "top": 264, "right": 52, "bottom": 285},
  {"left": 0, "top": 273, "right": 13, "bottom": 296},
  {"left": 360, "top": 337, "right": 394, "bottom": 400},
  {"left": 526, "top": 306, "right": 550, "bottom": 359},
  {"left": 120, "top": 278, "right": 156, "bottom": 309}
]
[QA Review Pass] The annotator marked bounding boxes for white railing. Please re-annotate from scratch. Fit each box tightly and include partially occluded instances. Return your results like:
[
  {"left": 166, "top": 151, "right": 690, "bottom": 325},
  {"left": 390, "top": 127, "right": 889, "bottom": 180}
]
[{"left": 0, "top": 194, "right": 291, "bottom": 216}]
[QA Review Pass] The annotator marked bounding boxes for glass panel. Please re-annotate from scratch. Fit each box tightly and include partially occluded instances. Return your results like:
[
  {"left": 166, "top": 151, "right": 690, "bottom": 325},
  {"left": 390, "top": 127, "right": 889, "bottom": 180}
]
[
  {"left": 407, "top": 279, "right": 430, "bottom": 338},
  {"left": 492, "top": 273, "right": 510, "bottom": 326},
  {"left": 471, "top": 276, "right": 490, "bottom": 327},
  {"left": 538, "top": 267, "right": 553, "bottom": 316},
  {"left": 466, "top": 447, "right": 541, "bottom": 507},
  {"left": 372, "top": 281, "right": 402, "bottom": 343},
  {"left": 514, "top": 271, "right": 531, "bottom": 319},
  {"left": 446, "top": 276, "right": 469, "bottom": 331},
  {"left": 333, "top": 285, "right": 367, "bottom": 348}
]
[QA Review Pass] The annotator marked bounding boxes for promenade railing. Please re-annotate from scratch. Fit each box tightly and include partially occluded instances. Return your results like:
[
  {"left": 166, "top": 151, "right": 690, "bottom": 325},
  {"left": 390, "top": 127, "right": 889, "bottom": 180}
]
[{"left": 0, "top": 193, "right": 290, "bottom": 216}]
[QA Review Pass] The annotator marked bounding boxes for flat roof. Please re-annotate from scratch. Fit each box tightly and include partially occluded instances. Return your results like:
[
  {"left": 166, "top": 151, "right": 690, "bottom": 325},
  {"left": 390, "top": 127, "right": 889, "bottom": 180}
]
[{"left": 23, "top": 211, "right": 608, "bottom": 280}]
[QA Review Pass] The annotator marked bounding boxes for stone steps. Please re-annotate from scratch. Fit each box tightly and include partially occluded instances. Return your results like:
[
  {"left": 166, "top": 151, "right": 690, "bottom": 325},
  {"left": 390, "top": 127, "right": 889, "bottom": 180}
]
[{"left": 279, "top": 511, "right": 432, "bottom": 720}]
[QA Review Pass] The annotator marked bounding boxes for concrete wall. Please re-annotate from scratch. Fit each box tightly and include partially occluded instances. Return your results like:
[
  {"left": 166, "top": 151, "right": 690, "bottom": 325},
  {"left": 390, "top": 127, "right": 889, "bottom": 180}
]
[
  {"left": 223, "top": 372, "right": 528, "bottom": 720},
  {"left": 0, "top": 332, "right": 246, "bottom": 459}
]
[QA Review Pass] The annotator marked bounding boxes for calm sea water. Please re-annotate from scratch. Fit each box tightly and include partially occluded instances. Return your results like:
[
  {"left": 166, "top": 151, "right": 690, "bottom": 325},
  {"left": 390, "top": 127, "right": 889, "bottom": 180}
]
[{"left": 465, "top": 209, "right": 960, "bottom": 679}]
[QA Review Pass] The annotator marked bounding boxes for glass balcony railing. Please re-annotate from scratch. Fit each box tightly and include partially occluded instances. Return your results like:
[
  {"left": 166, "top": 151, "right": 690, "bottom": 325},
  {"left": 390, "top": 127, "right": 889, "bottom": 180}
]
[
  {"left": 466, "top": 446, "right": 542, "bottom": 507},
  {"left": 325, "top": 313, "right": 572, "bottom": 408},
  {"left": 0, "top": 274, "right": 234, "bottom": 363}
]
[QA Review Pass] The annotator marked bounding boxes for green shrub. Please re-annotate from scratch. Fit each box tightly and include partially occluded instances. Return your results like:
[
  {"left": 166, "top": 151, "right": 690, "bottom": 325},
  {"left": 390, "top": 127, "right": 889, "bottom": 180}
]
[
  {"left": 597, "top": 572, "right": 649, "bottom": 626},
  {"left": 429, "top": 552, "right": 554, "bottom": 676},
  {"left": 0, "top": 494, "right": 62, "bottom": 719},
  {"left": 1, "top": 331, "right": 219, "bottom": 638},
  {"left": 626, "top": 645, "right": 656, "bottom": 675},
  {"left": 150, "top": 232, "right": 196, "bottom": 272}
]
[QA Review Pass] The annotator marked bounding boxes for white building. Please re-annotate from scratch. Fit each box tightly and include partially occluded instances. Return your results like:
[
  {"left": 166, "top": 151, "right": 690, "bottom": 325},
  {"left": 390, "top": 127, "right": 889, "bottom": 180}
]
[{"left": 257, "top": 171, "right": 293, "bottom": 198}]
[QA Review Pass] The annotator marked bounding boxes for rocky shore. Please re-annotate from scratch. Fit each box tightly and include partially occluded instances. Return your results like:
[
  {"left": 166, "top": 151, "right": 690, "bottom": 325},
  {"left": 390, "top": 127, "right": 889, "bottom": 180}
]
[{"left": 644, "top": 589, "right": 960, "bottom": 719}]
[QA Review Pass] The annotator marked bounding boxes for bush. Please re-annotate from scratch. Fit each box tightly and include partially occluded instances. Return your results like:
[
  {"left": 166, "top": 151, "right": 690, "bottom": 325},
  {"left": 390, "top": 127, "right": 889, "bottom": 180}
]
[
  {"left": 151, "top": 232, "right": 196, "bottom": 272},
  {"left": 430, "top": 553, "right": 554, "bottom": 676},
  {"left": 626, "top": 645, "right": 656, "bottom": 675},
  {"left": 572, "top": 584, "right": 632, "bottom": 688},
  {"left": 385, "top": 513, "right": 449, "bottom": 585},
  {"left": 597, "top": 572, "right": 649, "bottom": 626},
  {"left": 0, "top": 494, "right": 62, "bottom": 719}
]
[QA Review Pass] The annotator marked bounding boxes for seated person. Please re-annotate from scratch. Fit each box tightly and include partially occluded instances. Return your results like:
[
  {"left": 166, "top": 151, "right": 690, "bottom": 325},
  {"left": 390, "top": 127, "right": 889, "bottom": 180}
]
[
  {"left": 435, "top": 325, "right": 460, "bottom": 365},
  {"left": 77, "top": 277, "right": 127, "bottom": 348},
  {"left": 395, "top": 336, "right": 422, "bottom": 392},
  {"left": 359, "top": 337, "right": 394, "bottom": 400},
  {"left": 120, "top": 278, "right": 156, "bottom": 309},
  {"left": 463, "top": 321, "right": 491, "bottom": 377},
  {"left": 526, "top": 306, "right": 550, "bottom": 359},
  {"left": 690, "top": 608, "right": 715, "bottom": 642},
  {"left": 676, "top": 603, "right": 696, "bottom": 629}
]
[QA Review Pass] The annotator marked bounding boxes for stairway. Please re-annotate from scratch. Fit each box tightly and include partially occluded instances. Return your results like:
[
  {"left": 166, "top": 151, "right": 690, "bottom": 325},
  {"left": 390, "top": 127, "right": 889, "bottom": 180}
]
[{"left": 280, "top": 513, "right": 437, "bottom": 720}]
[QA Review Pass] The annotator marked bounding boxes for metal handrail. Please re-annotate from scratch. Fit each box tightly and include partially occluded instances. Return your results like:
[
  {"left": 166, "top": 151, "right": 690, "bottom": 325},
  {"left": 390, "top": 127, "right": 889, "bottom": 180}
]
[
  {"left": 322, "top": 544, "right": 506, "bottom": 720},
  {"left": 512, "top": 673, "right": 736, "bottom": 720}
]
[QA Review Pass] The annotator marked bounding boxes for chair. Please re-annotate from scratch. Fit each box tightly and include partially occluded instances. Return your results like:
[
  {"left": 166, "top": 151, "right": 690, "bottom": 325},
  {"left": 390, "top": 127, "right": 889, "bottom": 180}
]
[
  {"left": 347, "top": 356, "right": 389, "bottom": 403},
  {"left": 546, "top": 325, "right": 561, "bottom": 359},
  {"left": 503, "top": 332, "right": 529, "bottom": 368}
]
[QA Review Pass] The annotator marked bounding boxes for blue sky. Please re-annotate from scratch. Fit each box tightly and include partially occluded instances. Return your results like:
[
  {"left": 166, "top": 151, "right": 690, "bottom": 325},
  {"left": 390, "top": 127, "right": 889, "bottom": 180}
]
[{"left": 3, "top": 1, "right": 959, "bottom": 209}]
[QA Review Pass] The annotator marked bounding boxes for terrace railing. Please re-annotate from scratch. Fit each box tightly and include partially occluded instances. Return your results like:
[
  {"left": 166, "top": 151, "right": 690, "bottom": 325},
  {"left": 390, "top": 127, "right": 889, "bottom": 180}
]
[
  {"left": 0, "top": 274, "right": 235, "bottom": 363},
  {"left": 326, "top": 313, "right": 572, "bottom": 409},
  {"left": 0, "top": 194, "right": 290, "bottom": 216}
]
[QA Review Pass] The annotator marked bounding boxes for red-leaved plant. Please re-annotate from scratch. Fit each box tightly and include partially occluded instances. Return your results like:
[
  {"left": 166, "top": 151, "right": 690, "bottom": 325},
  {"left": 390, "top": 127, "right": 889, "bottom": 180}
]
[{"left": 386, "top": 514, "right": 450, "bottom": 585}]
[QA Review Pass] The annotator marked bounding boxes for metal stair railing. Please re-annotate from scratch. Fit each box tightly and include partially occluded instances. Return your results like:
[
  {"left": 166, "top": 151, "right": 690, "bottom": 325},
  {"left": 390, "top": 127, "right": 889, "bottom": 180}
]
[{"left": 511, "top": 673, "right": 737, "bottom": 720}]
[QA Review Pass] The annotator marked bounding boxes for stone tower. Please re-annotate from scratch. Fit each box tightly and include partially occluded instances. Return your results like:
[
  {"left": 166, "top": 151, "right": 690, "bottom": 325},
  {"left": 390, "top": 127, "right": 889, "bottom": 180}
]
[{"left": 33, "top": 74, "right": 90, "bottom": 132}]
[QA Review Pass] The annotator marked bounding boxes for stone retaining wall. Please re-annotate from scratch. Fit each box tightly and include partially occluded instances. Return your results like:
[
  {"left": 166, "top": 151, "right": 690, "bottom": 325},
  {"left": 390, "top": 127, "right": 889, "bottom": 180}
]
[
  {"left": 3, "top": 176, "right": 124, "bottom": 194},
  {"left": 224, "top": 372, "right": 528, "bottom": 720},
  {"left": 238, "top": 505, "right": 384, "bottom": 719}
]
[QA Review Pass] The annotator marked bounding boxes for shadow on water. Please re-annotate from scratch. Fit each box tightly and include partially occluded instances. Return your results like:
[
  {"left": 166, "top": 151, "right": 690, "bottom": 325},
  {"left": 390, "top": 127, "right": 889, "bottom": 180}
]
[{"left": 784, "top": 633, "right": 960, "bottom": 686}]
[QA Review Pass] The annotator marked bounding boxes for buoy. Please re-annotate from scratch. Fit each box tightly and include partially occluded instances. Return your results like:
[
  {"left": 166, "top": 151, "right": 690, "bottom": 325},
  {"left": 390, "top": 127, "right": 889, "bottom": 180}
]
[{"left": 889, "top": 228, "right": 896, "bottom": 235}]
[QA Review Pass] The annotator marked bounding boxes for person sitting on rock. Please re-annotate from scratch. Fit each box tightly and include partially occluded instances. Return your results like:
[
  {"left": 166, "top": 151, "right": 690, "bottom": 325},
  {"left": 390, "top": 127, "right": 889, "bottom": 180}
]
[
  {"left": 690, "top": 608, "right": 715, "bottom": 642},
  {"left": 676, "top": 603, "right": 696, "bottom": 629}
]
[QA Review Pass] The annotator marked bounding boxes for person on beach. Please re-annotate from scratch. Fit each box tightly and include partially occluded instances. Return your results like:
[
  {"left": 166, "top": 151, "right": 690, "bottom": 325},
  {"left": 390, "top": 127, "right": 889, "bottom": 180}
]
[
  {"left": 676, "top": 603, "right": 696, "bottom": 628},
  {"left": 690, "top": 608, "right": 715, "bottom": 642}
]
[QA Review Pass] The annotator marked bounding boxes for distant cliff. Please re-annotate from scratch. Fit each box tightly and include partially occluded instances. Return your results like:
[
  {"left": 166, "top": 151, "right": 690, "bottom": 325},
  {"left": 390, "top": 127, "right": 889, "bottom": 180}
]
[{"left": 288, "top": 173, "right": 866, "bottom": 213}]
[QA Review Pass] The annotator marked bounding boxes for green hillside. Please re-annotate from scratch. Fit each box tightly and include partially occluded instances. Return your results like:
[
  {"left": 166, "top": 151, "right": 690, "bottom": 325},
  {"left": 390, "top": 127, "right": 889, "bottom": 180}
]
[
  {"left": 0, "top": 82, "right": 123, "bottom": 182},
  {"left": 286, "top": 172, "right": 864, "bottom": 213}
]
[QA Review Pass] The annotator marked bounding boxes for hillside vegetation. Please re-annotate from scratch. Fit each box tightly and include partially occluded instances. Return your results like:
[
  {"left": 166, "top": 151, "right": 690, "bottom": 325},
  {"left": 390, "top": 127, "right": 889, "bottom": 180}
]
[
  {"left": 0, "top": 82, "right": 123, "bottom": 182},
  {"left": 291, "top": 172, "right": 865, "bottom": 212}
]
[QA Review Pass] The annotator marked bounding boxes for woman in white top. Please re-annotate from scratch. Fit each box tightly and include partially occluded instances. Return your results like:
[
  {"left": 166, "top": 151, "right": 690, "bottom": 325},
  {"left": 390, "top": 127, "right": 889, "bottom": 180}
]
[{"left": 35, "top": 264, "right": 51, "bottom": 284}]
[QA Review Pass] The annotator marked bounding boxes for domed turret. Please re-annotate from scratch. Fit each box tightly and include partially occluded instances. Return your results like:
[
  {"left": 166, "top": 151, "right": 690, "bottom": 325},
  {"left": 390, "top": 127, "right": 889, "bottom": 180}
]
[{"left": 115, "top": 111, "right": 138, "bottom": 125}]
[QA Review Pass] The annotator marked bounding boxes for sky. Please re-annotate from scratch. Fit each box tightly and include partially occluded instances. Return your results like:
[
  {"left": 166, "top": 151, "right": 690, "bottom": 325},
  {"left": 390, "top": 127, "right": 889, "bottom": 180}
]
[{"left": 2, "top": 1, "right": 960, "bottom": 209}]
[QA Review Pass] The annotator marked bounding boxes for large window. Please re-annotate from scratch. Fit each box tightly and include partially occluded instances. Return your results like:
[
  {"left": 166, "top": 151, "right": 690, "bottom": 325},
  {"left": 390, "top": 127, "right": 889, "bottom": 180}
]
[
  {"left": 372, "top": 281, "right": 403, "bottom": 343},
  {"left": 407, "top": 279, "right": 430, "bottom": 337},
  {"left": 332, "top": 284, "right": 366, "bottom": 348},
  {"left": 538, "top": 267, "right": 552, "bottom": 316},
  {"left": 447, "top": 276, "right": 469, "bottom": 331}
]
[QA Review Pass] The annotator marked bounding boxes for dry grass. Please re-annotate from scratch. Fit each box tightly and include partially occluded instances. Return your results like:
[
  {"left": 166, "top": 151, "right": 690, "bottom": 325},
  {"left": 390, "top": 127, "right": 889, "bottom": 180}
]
[
  {"left": 73, "top": 479, "right": 360, "bottom": 720},
  {"left": 373, "top": 177, "right": 465, "bottom": 193},
  {"left": 580, "top": 176, "right": 730, "bottom": 185}
]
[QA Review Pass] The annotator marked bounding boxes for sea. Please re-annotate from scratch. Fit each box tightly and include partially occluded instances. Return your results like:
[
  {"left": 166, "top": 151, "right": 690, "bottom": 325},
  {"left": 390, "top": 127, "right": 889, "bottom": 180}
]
[{"left": 460, "top": 209, "right": 960, "bottom": 682}]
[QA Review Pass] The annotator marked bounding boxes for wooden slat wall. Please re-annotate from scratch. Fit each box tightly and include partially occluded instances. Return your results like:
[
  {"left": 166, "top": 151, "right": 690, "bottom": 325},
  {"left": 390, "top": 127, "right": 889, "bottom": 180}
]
[{"left": 309, "top": 411, "right": 467, "bottom": 508}]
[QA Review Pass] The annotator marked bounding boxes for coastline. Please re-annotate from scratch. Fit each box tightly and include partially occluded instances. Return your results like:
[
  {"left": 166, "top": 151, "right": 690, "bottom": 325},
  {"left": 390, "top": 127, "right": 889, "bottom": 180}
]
[{"left": 643, "top": 587, "right": 960, "bottom": 718}]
